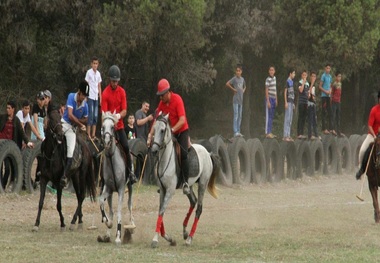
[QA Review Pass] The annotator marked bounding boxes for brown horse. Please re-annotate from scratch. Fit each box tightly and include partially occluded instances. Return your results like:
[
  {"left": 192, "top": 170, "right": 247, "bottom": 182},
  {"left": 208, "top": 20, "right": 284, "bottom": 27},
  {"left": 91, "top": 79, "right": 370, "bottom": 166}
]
[{"left": 360, "top": 138, "right": 380, "bottom": 223}]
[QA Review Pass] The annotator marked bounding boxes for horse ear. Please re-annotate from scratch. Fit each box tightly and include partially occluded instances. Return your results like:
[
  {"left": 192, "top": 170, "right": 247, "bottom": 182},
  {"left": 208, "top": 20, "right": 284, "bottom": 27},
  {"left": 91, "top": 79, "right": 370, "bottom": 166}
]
[{"left": 165, "top": 113, "right": 169, "bottom": 120}]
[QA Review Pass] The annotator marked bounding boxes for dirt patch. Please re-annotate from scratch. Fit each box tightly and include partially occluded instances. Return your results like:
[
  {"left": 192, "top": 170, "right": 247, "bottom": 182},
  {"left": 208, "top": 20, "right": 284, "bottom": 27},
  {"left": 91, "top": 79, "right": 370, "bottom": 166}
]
[{"left": 0, "top": 174, "right": 379, "bottom": 262}]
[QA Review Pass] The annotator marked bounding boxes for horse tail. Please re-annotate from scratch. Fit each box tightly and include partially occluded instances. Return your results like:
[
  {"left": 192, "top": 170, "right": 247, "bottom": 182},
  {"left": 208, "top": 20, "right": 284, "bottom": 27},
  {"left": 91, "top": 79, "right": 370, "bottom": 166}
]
[
  {"left": 82, "top": 142, "right": 97, "bottom": 202},
  {"left": 207, "top": 153, "right": 220, "bottom": 199}
]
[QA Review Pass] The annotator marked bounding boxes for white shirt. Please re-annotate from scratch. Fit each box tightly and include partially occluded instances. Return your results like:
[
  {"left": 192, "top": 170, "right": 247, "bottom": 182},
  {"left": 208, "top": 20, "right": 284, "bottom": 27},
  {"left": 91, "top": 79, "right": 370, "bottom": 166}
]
[
  {"left": 16, "top": 110, "right": 31, "bottom": 129},
  {"left": 85, "top": 68, "right": 102, "bottom": 100}
]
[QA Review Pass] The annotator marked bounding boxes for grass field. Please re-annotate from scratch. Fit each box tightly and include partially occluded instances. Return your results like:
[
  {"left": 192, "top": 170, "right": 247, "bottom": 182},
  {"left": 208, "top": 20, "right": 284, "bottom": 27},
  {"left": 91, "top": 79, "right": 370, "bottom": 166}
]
[{"left": 1, "top": 174, "right": 380, "bottom": 262}]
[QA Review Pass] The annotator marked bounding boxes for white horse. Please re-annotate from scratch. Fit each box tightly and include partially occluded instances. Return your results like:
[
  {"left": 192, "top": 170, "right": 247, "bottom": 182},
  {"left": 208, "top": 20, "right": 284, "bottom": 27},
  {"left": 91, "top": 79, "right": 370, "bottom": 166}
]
[
  {"left": 150, "top": 114, "right": 219, "bottom": 247},
  {"left": 98, "top": 111, "right": 135, "bottom": 245}
]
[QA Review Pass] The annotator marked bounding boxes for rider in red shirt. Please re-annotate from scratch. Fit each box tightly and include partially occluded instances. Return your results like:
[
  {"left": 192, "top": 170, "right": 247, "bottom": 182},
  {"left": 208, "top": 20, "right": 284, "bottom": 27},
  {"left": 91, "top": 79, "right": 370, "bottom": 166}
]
[
  {"left": 356, "top": 91, "right": 380, "bottom": 179},
  {"left": 101, "top": 65, "right": 137, "bottom": 184},
  {"left": 148, "top": 79, "right": 190, "bottom": 194}
]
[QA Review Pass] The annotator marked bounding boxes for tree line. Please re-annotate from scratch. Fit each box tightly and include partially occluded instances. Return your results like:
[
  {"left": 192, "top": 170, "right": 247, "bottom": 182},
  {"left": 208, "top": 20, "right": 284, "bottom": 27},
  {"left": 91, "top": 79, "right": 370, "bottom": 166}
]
[{"left": 0, "top": 0, "right": 379, "bottom": 137}]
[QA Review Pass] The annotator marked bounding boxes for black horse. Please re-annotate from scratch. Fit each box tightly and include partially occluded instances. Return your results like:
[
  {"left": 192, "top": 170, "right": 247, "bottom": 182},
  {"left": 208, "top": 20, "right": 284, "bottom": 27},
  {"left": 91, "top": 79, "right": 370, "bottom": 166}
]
[{"left": 32, "top": 108, "right": 97, "bottom": 232}]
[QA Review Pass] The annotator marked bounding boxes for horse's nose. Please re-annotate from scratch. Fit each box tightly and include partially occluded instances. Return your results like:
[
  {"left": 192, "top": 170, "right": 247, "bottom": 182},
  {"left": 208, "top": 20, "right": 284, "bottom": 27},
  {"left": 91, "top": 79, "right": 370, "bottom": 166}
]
[{"left": 150, "top": 145, "right": 158, "bottom": 155}]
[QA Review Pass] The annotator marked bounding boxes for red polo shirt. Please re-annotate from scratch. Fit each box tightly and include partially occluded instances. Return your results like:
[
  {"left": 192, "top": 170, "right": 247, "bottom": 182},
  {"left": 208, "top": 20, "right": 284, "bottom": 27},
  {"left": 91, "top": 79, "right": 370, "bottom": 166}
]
[
  {"left": 101, "top": 84, "right": 127, "bottom": 131},
  {"left": 156, "top": 92, "right": 188, "bottom": 134},
  {"left": 368, "top": 104, "right": 380, "bottom": 135}
]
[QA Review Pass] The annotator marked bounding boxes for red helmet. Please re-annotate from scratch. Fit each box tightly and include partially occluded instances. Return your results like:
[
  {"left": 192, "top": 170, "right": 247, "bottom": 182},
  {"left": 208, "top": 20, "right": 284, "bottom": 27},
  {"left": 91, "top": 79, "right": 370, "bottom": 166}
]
[{"left": 157, "top": 79, "right": 170, "bottom": 96}]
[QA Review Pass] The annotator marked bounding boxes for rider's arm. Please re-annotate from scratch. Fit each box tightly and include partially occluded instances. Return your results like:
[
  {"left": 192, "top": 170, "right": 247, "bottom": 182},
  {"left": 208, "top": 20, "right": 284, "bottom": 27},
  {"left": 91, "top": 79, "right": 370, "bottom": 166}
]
[
  {"left": 171, "top": 116, "right": 185, "bottom": 133},
  {"left": 68, "top": 107, "right": 85, "bottom": 129}
]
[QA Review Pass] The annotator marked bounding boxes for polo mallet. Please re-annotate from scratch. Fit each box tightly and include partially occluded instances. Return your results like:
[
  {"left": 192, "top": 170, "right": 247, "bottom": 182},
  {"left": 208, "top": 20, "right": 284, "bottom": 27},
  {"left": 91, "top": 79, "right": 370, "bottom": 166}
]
[{"left": 356, "top": 144, "right": 375, "bottom": 201}]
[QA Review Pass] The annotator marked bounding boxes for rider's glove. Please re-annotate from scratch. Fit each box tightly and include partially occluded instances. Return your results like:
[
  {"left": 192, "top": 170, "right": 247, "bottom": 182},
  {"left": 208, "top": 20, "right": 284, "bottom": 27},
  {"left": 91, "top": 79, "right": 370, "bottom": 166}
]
[{"left": 115, "top": 113, "right": 121, "bottom": 120}]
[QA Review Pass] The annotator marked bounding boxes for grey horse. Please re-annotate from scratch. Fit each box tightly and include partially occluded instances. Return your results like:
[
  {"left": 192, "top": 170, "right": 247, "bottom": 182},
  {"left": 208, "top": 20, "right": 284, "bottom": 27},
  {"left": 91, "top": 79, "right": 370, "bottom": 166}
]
[
  {"left": 98, "top": 111, "right": 134, "bottom": 245},
  {"left": 150, "top": 114, "right": 219, "bottom": 247}
]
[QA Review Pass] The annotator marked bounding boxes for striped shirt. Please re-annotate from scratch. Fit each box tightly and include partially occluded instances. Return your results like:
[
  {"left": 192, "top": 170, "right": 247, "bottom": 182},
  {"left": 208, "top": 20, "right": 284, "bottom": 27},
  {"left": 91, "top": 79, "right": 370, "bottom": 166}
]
[{"left": 265, "top": 76, "right": 277, "bottom": 98}]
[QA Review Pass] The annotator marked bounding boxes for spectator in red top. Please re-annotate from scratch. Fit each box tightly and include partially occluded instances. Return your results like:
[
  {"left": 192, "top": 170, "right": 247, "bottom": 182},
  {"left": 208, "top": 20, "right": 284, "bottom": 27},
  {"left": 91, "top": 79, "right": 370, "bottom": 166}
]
[
  {"left": 101, "top": 65, "right": 137, "bottom": 184},
  {"left": 331, "top": 72, "right": 342, "bottom": 136},
  {"left": 147, "top": 79, "right": 190, "bottom": 195},
  {"left": 355, "top": 91, "right": 380, "bottom": 179}
]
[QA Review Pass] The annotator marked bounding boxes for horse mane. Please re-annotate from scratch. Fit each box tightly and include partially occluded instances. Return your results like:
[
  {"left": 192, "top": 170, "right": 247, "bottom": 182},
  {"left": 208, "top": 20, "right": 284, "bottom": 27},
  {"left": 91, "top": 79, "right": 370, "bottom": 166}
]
[{"left": 103, "top": 111, "right": 117, "bottom": 123}]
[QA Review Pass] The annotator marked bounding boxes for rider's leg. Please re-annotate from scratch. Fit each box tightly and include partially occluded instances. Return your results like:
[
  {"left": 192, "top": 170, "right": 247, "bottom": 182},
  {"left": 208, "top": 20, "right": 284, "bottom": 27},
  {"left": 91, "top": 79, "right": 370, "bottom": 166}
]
[
  {"left": 177, "top": 130, "right": 190, "bottom": 194},
  {"left": 356, "top": 134, "right": 374, "bottom": 179},
  {"left": 61, "top": 123, "right": 75, "bottom": 187},
  {"left": 116, "top": 129, "right": 137, "bottom": 184}
]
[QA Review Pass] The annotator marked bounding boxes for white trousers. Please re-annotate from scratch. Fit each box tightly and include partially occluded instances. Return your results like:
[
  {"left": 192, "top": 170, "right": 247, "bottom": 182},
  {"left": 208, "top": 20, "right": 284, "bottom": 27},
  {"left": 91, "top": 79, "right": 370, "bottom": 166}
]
[
  {"left": 358, "top": 134, "right": 374, "bottom": 168},
  {"left": 62, "top": 121, "right": 76, "bottom": 158}
]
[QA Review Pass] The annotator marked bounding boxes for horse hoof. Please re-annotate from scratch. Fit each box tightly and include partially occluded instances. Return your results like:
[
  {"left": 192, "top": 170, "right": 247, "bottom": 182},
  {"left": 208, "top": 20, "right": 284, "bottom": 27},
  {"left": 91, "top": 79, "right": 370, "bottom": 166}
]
[
  {"left": 183, "top": 231, "right": 189, "bottom": 240},
  {"left": 115, "top": 238, "right": 121, "bottom": 246},
  {"left": 69, "top": 224, "right": 76, "bottom": 231},
  {"left": 151, "top": 240, "right": 158, "bottom": 248},
  {"left": 97, "top": 235, "right": 111, "bottom": 243},
  {"left": 185, "top": 237, "right": 192, "bottom": 246},
  {"left": 106, "top": 221, "right": 113, "bottom": 229},
  {"left": 60, "top": 226, "right": 66, "bottom": 232},
  {"left": 170, "top": 239, "right": 177, "bottom": 246},
  {"left": 32, "top": 226, "right": 39, "bottom": 232},
  {"left": 77, "top": 223, "right": 83, "bottom": 231}
]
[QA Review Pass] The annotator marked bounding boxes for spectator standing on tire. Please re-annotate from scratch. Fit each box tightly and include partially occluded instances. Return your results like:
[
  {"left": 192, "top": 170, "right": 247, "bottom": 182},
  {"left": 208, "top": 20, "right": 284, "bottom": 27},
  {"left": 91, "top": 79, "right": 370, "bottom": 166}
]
[
  {"left": 265, "top": 66, "right": 277, "bottom": 139},
  {"left": 308, "top": 71, "right": 319, "bottom": 140},
  {"left": 135, "top": 101, "right": 153, "bottom": 141},
  {"left": 0, "top": 101, "right": 33, "bottom": 149},
  {"left": 355, "top": 91, "right": 380, "bottom": 179},
  {"left": 226, "top": 64, "right": 246, "bottom": 137},
  {"left": 297, "top": 70, "right": 310, "bottom": 139},
  {"left": 319, "top": 63, "right": 333, "bottom": 135},
  {"left": 331, "top": 72, "right": 343, "bottom": 136},
  {"left": 102, "top": 65, "right": 137, "bottom": 184},
  {"left": 283, "top": 69, "right": 295, "bottom": 142},
  {"left": 147, "top": 78, "right": 191, "bottom": 195},
  {"left": 16, "top": 100, "right": 41, "bottom": 141},
  {"left": 85, "top": 56, "right": 102, "bottom": 140}
]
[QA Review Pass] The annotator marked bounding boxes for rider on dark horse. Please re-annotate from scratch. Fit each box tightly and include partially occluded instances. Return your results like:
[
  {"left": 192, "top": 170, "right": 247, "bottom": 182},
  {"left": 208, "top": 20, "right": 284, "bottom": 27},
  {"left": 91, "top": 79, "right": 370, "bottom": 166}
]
[
  {"left": 101, "top": 65, "right": 137, "bottom": 184},
  {"left": 356, "top": 91, "right": 380, "bottom": 179},
  {"left": 60, "top": 81, "right": 90, "bottom": 187},
  {"left": 147, "top": 78, "right": 191, "bottom": 195}
]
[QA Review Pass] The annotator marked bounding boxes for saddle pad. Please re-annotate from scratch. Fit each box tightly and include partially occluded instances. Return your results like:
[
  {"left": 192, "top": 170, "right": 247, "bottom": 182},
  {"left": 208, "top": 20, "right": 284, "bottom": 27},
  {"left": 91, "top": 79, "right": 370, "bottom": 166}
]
[{"left": 188, "top": 146, "right": 200, "bottom": 178}]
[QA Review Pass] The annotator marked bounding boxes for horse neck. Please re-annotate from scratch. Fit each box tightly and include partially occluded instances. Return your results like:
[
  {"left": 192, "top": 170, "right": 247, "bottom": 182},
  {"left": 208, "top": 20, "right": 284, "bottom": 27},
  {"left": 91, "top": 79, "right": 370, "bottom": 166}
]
[
  {"left": 104, "top": 136, "right": 117, "bottom": 157},
  {"left": 158, "top": 131, "right": 175, "bottom": 166}
]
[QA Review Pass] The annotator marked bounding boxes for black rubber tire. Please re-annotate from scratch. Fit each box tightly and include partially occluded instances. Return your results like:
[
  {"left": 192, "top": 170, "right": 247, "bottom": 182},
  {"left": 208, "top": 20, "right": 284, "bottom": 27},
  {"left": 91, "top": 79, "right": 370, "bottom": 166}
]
[
  {"left": 336, "top": 136, "right": 352, "bottom": 175},
  {"left": 279, "top": 141, "right": 297, "bottom": 180},
  {"left": 262, "top": 139, "right": 283, "bottom": 183},
  {"left": 349, "top": 134, "right": 361, "bottom": 169},
  {"left": 22, "top": 141, "right": 42, "bottom": 193},
  {"left": 310, "top": 140, "right": 324, "bottom": 175},
  {"left": 0, "top": 139, "right": 23, "bottom": 194},
  {"left": 209, "top": 135, "right": 233, "bottom": 187},
  {"left": 295, "top": 140, "right": 313, "bottom": 178},
  {"left": 321, "top": 135, "right": 338, "bottom": 175},
  {"left": 128, "top": 138, "right": 150, "bottom": 184},
  {"left": 247, "top": 138, "right": 267, "bottom": 184},
  {"left": 227, "top": 137, "right": 251, "bottom": 185}
]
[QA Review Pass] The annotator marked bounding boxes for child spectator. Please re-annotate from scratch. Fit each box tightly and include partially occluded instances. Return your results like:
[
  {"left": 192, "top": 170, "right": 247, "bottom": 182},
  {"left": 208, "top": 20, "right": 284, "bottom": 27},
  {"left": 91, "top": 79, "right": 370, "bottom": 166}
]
[
  {"left": 16, "top": 100, "right": 42, "bottom": 140},
  {"left": 283, "top": 69, "right": 295, "bottom": 141},
  {"left": 297, "top": 70, "right": 310, "bottom": 139},
  {"left": 265, "top": 66, "right": 277, "bottom": 138},
  {"left": 125, "top": 114, "right": 136, "bottom": 140},
  {"left": 318, "top": 63, "right": 333, "bottom": 134},
  {"left": 331, "top": 72, "right": 343, "bottom": 136},
  {"left": 226, "top": 64, "right": 246, "bottom": 137},
  {"left": 308, "top": 71, "right": 319, "bottom": 140}
]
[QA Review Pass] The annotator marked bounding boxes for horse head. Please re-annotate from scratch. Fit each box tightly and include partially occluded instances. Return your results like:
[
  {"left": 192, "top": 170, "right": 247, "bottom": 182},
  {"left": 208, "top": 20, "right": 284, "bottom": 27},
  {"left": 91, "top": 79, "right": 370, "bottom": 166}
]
[
  {"left": 151, "top": 113, "right": 171, "bottom": 155},
  {"left": 101, "top": 111, "right": 117, "bottom": 149},
  {"left": 47, "top": 109, "right": 63, "bottom": 144}
]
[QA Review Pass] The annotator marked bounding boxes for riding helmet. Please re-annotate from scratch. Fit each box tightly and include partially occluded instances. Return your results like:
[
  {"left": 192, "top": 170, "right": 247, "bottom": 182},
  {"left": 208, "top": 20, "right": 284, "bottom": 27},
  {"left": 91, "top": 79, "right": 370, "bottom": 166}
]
[
  {"left": 108, "top": 65, "right": 121, "bottom": 81},
  {"left": 157, "top": 79, "right": 170, "bottom": 96}
]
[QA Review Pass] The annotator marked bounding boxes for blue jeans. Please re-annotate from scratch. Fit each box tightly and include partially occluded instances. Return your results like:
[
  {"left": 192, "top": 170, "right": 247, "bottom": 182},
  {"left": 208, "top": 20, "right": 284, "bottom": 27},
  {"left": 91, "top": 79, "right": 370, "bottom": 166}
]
[
  {"left": 283, "top": 102, "right": 294, "bottom": 138},
  {"left": 87, "top": 98, "right": 98, "bottom": 126},
  {"left": 233, "top": 103, "right": 242, "bottom": 134},
  {"left": 265, "top": 97, "right": 276, "bottom": 134}
]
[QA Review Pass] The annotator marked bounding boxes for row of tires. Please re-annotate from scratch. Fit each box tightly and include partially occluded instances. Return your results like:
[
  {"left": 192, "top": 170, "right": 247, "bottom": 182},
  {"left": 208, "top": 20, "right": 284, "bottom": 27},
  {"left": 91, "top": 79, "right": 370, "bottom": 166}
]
[{"left": 0, "top": 134, "right": 367, "bottom": 194}]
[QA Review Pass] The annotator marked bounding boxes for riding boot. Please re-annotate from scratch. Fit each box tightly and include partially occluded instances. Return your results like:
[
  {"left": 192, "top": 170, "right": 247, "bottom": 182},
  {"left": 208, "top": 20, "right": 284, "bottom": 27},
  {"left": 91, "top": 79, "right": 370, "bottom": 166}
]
[
  {"left": 60, "top": 158, "right": 73, "bottom": 188},
  {"left": 127, "top": 168, "right": 138, "bottom": 184},
  {"left": 355, "top": 168, "right": 363, "bottom": 180},
  {"left": 182, "top": 159, "right": 190, "bottom": 195}
]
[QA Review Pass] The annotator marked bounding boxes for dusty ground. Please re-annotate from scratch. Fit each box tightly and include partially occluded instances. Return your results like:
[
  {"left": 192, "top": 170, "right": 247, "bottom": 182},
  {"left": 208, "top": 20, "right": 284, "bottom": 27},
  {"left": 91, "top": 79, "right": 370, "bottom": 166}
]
[{"left": 1, "top": 173, "right": 380, "bottom": 262}]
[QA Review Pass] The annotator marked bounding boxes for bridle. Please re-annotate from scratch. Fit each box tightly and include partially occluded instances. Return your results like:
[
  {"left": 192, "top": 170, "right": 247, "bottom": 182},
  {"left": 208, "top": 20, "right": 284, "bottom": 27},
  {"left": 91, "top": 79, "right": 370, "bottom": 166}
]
[
  {"left": 152, "top": 116, "right": 170, "bottom": 151},
  {"left": 101, "top": 115, "right": 116, "bottom": 157}
]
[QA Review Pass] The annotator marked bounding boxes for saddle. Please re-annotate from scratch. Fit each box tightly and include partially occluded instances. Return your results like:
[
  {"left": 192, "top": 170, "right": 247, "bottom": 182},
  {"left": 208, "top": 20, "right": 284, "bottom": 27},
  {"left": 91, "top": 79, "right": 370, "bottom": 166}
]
[{"left": 173, "top": 138, "right": 199, "bottom": 189}]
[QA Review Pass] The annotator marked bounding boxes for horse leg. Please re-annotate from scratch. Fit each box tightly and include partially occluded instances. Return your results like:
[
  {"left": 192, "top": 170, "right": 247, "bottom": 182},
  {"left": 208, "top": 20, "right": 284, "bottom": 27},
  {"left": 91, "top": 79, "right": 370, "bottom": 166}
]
[
  {"left": 70, "top": 174, "right": 84, "bottom": 231},
  {"left": 369, "top": 185, "right": 380, "bottom": 223},
  {"left": 183, "top": 187, "right": 197, "bottom": 240},
  {"left": 56, "top": 186, "right": 66, "bottom": 231},
  {"left": 126, "top": 182, "right": 135, "bottom": 228},
  {"left": 151, "top": 190, "right": 176, "bottom": 248},
  {"left": 98, "top": 187, "right": 112, "bottom": 243},
  {"left": 32, "top": 178, "right": 48, "bottom": 232},
  {"left": 185, "top": 185, "right": 206, "bottom": 246},
  {"left": 114, "top": 189, "right": 124, "bottom": 245}
]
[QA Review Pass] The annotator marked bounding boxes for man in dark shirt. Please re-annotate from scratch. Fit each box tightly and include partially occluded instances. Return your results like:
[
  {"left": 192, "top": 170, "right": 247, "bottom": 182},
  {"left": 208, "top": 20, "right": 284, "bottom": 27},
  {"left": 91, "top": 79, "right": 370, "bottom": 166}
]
[{"left": 135, "top": 101, "right": 153, "bottom": 141}]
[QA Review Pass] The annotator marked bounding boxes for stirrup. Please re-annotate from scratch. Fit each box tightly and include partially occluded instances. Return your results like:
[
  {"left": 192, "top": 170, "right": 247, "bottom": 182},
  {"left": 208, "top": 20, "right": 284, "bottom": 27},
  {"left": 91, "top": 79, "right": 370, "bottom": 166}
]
[
  {"left": 182, "top": 182, "right": 190, "bottom": 195},
  {"left": 129, "top": 172, "right": 137, "bottom": 184}
]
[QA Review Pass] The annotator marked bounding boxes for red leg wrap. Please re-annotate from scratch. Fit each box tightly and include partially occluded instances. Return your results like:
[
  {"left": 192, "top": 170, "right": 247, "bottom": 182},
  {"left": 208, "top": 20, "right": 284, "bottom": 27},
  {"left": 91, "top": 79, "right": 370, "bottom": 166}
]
[
  {"left": 155, "top": 215, "right": 163, "bottom": 233},
  {"left": 160, "top": 221, "right": 165, "bottom": 236},
  {"left": 183, "top": 206, "right": 194, "bottom": 227},
  {"left": 189, "top": 217, "right": 199, "bottom": 237}
]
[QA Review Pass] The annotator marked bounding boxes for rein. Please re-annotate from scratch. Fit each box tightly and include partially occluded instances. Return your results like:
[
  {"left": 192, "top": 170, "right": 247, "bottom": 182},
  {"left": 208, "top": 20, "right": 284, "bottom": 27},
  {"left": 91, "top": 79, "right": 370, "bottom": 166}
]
[{"left": 154, "top": 118, "right": 174, "bottom": 180}]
